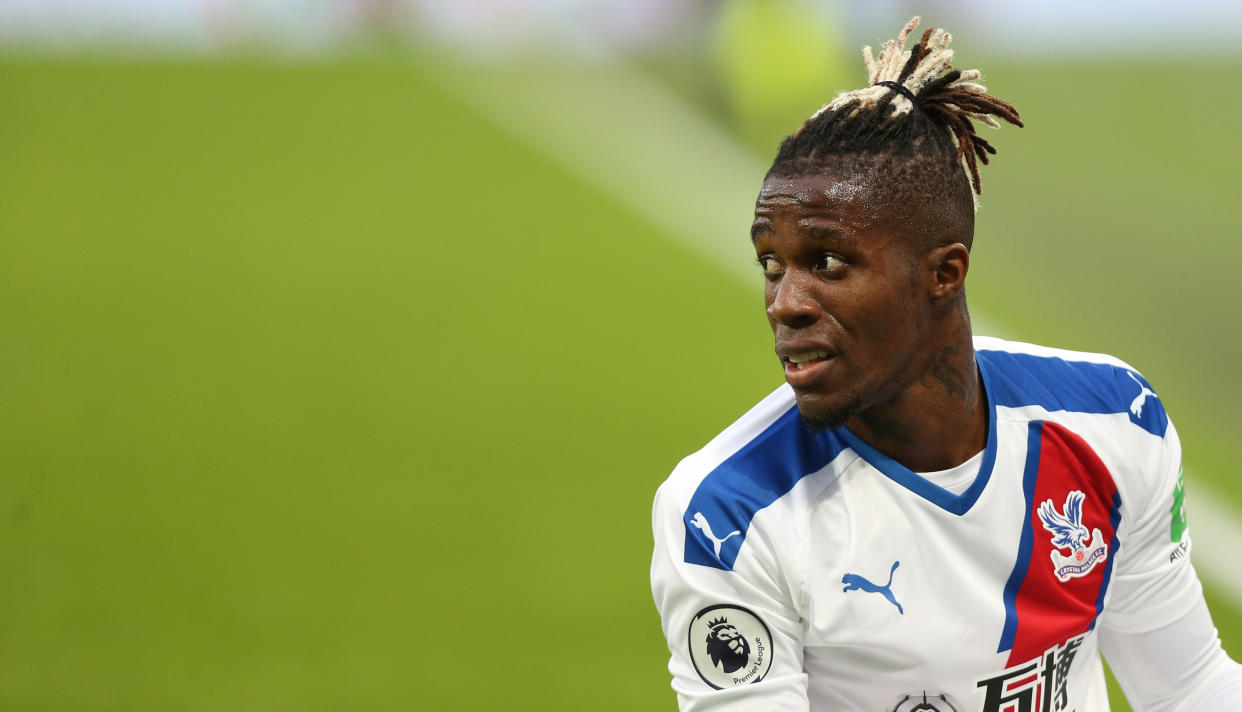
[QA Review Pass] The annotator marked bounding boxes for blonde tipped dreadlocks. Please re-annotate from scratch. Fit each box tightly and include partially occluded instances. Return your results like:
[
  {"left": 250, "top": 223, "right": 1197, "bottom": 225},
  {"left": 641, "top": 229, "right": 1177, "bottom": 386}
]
[{"left": 770, "top": 16, "right": 1022, "bottom": 200}]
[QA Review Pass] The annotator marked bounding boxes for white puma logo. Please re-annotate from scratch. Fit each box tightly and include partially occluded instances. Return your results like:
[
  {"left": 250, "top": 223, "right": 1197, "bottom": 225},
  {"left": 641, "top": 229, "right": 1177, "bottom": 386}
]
[
  {"left": 691, "top": 512, "right": 741, "bottom": 557},
  {"left": 1127, "top": 371, "right": 1157, "bottom": 417}
]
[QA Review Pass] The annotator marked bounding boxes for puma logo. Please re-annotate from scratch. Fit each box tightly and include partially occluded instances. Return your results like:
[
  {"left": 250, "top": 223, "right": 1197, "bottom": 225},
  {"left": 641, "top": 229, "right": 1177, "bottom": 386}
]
[
  {"left": 842, "top": 561, "right": 904, "bottom": 614},
  {"left": 1127, "top": 371, "right": 1158, "bottom": 418},
  {"left": 691, "top": 512, "right": 741, "bottom": 557}
]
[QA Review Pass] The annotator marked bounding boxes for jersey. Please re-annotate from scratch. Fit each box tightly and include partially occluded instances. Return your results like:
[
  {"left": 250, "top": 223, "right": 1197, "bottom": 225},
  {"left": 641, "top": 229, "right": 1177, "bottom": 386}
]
[{"left": 651, "top": 336, "right": 1216, "bottom": 712}]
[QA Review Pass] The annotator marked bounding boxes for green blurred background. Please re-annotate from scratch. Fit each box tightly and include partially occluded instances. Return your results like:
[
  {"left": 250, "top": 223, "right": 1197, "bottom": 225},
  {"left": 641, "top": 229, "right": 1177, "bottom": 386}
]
[{"left": 2, "top": 1, "right": 1240, "bottom": 710}]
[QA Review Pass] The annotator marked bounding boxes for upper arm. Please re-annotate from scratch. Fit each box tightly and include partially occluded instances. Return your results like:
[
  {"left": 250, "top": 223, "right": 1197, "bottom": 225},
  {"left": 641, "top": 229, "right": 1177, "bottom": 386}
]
[
  {"left": 1100, "top": 597, "right": 1242, "bottom": 711},
  {"left": 1100, "top": 419, "right": 1198, "bottom": 632},
  {"left": 650, "top": 480, "right": 809, "bottom": 712},
  {"left": 1099, "top": 419, "right": 1242, "bottom": 707}
]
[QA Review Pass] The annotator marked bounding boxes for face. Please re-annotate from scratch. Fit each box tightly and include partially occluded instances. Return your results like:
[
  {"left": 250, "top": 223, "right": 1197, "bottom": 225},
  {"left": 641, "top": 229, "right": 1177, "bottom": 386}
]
[{"left": 751, "top": 172, "right": 933, "bottom": 429}]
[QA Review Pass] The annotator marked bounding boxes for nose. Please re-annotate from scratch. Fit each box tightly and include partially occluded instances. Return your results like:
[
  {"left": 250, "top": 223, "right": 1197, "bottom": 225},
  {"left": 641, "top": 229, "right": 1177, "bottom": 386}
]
[{"left": 767, "top": 271, "right": 820, "bottom": 327}]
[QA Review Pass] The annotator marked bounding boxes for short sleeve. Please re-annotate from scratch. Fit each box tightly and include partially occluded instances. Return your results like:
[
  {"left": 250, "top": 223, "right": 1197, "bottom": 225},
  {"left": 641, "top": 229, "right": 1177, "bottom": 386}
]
[
  {"left": 650, "top": 479, "right": 809, "bottom": 712},
  {"left": 1099, "top": 418, "right": 1201, "bottom": 634}
]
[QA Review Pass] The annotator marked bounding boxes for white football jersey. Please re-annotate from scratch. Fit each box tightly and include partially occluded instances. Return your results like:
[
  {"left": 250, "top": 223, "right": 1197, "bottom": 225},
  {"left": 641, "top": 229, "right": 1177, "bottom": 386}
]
[{"left": 651, "top": 337, "right": 1202, "bottom": 712}]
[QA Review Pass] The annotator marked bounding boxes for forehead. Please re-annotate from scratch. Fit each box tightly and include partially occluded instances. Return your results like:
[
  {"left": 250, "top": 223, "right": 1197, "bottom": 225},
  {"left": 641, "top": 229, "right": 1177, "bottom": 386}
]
[
  {"left": 755, "top": 172, "right": 872, "bottom": 206},
  {"left": 752, "top": 172, "right": 889, "bottom": 242}
]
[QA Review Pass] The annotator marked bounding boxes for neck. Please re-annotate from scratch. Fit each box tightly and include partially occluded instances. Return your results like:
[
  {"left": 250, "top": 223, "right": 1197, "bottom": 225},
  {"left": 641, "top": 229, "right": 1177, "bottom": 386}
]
[{"left": 845, "top": 314, "right": 986, "bottom": 472}]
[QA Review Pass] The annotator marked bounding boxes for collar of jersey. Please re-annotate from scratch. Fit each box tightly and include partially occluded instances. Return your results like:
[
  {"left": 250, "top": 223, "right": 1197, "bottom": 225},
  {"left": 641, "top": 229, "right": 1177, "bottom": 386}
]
[{"left": 835, "top": 356, "right": 999, "bottom": 516}]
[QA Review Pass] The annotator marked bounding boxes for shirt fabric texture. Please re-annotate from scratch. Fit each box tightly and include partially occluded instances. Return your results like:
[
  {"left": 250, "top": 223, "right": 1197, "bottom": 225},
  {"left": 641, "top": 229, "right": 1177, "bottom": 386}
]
[{"left": 651, "top": 336, "right": 1242, "bottom": 711}]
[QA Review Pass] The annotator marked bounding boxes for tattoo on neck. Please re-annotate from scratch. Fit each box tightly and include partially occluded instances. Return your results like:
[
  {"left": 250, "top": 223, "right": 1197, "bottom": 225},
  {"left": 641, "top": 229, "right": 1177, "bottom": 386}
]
[{"left": 923, "top": 342, "right": 971, "bottom": 401}]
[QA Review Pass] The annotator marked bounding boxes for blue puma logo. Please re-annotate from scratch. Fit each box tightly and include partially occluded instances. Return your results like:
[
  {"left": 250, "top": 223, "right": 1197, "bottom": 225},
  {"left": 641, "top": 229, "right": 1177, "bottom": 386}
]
[{"left": 842, "top": 561, "right": 904, "bottom": 615}]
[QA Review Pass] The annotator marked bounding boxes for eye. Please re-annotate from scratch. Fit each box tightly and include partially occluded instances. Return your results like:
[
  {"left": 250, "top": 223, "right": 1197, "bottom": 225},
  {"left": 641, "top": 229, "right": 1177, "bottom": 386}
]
[
  {"left": 756, "top": 255, "right": 784, "bottom": 279},
  {"left": 815, "top": 253, "right": 847, "bottom": 274}
]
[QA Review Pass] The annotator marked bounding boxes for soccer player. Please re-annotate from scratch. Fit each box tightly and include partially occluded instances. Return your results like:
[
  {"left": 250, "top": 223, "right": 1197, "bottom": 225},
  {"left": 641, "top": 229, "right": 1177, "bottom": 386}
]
[{"left": 651, "top": 17, "right": 1242, "bottom": 712}]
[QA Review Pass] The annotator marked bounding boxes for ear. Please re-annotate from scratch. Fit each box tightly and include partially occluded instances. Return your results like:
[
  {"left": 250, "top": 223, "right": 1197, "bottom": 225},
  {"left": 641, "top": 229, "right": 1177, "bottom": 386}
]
[{"left": 927, "top": 242, "right": 969, "bottom": 304}]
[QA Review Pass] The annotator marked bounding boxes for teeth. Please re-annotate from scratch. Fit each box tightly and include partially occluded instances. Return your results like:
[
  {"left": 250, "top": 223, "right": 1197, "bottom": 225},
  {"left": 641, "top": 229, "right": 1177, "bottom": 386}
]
[{"left": 787, "top": 351, "right": 829, "bottom": 364}]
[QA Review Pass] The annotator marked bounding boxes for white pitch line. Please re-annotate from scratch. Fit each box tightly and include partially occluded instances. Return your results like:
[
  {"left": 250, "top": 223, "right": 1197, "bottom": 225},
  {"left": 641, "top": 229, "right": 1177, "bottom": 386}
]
[{"left": 430, "top": 55, "right": 1242, "bottom": 609}]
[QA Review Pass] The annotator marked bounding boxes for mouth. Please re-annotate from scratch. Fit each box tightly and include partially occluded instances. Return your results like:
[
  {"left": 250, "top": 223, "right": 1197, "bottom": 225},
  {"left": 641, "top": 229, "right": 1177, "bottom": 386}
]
[
  {"left": 782, "top": 350, "right": 831, "bottom": 371},
  {"left": 779, "top": 349, "right": 835, "bottom": 386}
]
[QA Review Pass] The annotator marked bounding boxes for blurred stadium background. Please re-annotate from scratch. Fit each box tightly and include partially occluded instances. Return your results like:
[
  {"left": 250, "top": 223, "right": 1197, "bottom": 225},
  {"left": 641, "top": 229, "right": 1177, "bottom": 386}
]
[{"left": 2, "top": 1, "right": 1240, "bottom": 709}]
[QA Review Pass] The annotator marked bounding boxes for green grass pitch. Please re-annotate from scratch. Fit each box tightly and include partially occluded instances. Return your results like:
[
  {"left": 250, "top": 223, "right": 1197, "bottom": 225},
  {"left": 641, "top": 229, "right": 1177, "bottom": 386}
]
[{"left": 0, "top": 55, "right": 1238, "bottom": 710}]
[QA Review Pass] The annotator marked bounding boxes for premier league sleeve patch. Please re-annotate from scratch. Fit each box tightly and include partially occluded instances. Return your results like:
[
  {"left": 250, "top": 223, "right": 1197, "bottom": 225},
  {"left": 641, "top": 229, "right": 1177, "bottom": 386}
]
[{"left": 687, "top": 604, "right": 773, "bottom": 689}]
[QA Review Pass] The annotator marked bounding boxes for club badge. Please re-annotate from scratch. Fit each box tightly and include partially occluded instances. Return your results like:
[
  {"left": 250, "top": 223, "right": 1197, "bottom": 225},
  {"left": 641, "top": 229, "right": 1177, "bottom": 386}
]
[{"left": 1038, "top": 490, "right": 1108, "bottom": 582}]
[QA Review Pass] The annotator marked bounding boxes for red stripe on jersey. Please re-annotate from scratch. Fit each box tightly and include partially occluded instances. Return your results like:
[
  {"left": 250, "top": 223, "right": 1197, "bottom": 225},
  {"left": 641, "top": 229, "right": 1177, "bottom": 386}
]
[
  {"left": 1007, "top": 422, "right": 1119, "bottom": 666},
  {"left": 1009, "top": 673, "right": 1039, "bottom": 689}
]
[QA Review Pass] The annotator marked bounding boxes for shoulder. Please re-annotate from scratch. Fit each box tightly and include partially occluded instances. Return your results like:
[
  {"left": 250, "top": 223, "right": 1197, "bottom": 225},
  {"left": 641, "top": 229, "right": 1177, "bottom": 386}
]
[
  {"left": 653, "top": 383, "right": 852, "bottom": 571},
  {"left": 660, "top": 383, "right": 801, "bottom": 499},
  {"left": 974, "top": 336, "right": 1169, "bottom": 437}
]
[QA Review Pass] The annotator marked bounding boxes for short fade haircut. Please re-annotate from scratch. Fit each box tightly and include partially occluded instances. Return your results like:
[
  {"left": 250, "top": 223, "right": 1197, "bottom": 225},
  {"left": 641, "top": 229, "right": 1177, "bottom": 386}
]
[{"left": 766, "top": 17, "right": 1023, "bottom": 249}]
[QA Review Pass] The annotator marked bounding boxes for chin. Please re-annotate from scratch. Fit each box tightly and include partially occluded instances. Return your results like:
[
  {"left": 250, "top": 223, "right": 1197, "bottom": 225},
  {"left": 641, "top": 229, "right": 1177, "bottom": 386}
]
[{"left": 794, "top": 392, "right": 863, "bottom": 432}]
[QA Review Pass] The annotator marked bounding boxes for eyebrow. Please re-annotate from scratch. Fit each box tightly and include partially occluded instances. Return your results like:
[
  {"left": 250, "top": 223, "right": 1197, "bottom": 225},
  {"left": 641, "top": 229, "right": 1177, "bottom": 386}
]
[
  {"left": 795, "top": 223, "right": 855, "bottom": 244},
  {"left": 750, "top": 220, "right": 770, "bottom": 242}
]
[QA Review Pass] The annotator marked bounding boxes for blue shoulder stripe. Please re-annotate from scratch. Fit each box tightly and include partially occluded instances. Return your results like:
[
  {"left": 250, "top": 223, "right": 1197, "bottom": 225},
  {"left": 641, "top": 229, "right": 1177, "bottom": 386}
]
[
  {"left": 977, "top": 349, "right": 1168, "bottom": 437},
  {"left": 682, "top": 407, "right": 849, "bottom": 571}
]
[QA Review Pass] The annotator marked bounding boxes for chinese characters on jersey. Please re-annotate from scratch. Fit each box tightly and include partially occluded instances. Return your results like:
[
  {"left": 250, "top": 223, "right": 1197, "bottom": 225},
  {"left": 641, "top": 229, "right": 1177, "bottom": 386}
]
[{"left": 975, "top": 634, "right": 1085, "bottom": 712}]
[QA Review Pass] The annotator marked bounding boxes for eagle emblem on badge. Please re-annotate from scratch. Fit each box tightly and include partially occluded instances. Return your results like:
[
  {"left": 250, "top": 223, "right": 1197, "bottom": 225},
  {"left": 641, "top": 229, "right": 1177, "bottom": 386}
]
[{"left": 1038, "top": 490, "right": 1108, "bottom": 582}]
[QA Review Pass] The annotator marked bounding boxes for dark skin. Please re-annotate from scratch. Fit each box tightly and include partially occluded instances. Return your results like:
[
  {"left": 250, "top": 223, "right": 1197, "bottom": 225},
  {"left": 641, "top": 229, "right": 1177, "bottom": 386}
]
[{"left": 751, "top": 172, "right": 986, "bottom": 472}]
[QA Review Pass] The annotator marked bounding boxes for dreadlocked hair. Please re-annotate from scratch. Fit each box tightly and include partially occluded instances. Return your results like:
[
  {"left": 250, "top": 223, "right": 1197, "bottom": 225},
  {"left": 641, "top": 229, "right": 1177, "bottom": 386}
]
[{"left": 769, "top": 16, "right": 1022, "bottom": 206}]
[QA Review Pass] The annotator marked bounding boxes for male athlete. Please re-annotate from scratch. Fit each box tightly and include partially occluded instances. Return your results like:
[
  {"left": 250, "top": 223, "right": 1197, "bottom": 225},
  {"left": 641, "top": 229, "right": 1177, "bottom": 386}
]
[{"left": 651, "top": 18, "right": 1242, "bottom": 711}]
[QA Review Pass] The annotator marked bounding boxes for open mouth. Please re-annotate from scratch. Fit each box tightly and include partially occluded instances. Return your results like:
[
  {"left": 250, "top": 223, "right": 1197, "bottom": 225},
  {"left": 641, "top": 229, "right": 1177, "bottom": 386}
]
[{"left": 783, "top": 351, "right": 832, "bottom": 371}]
